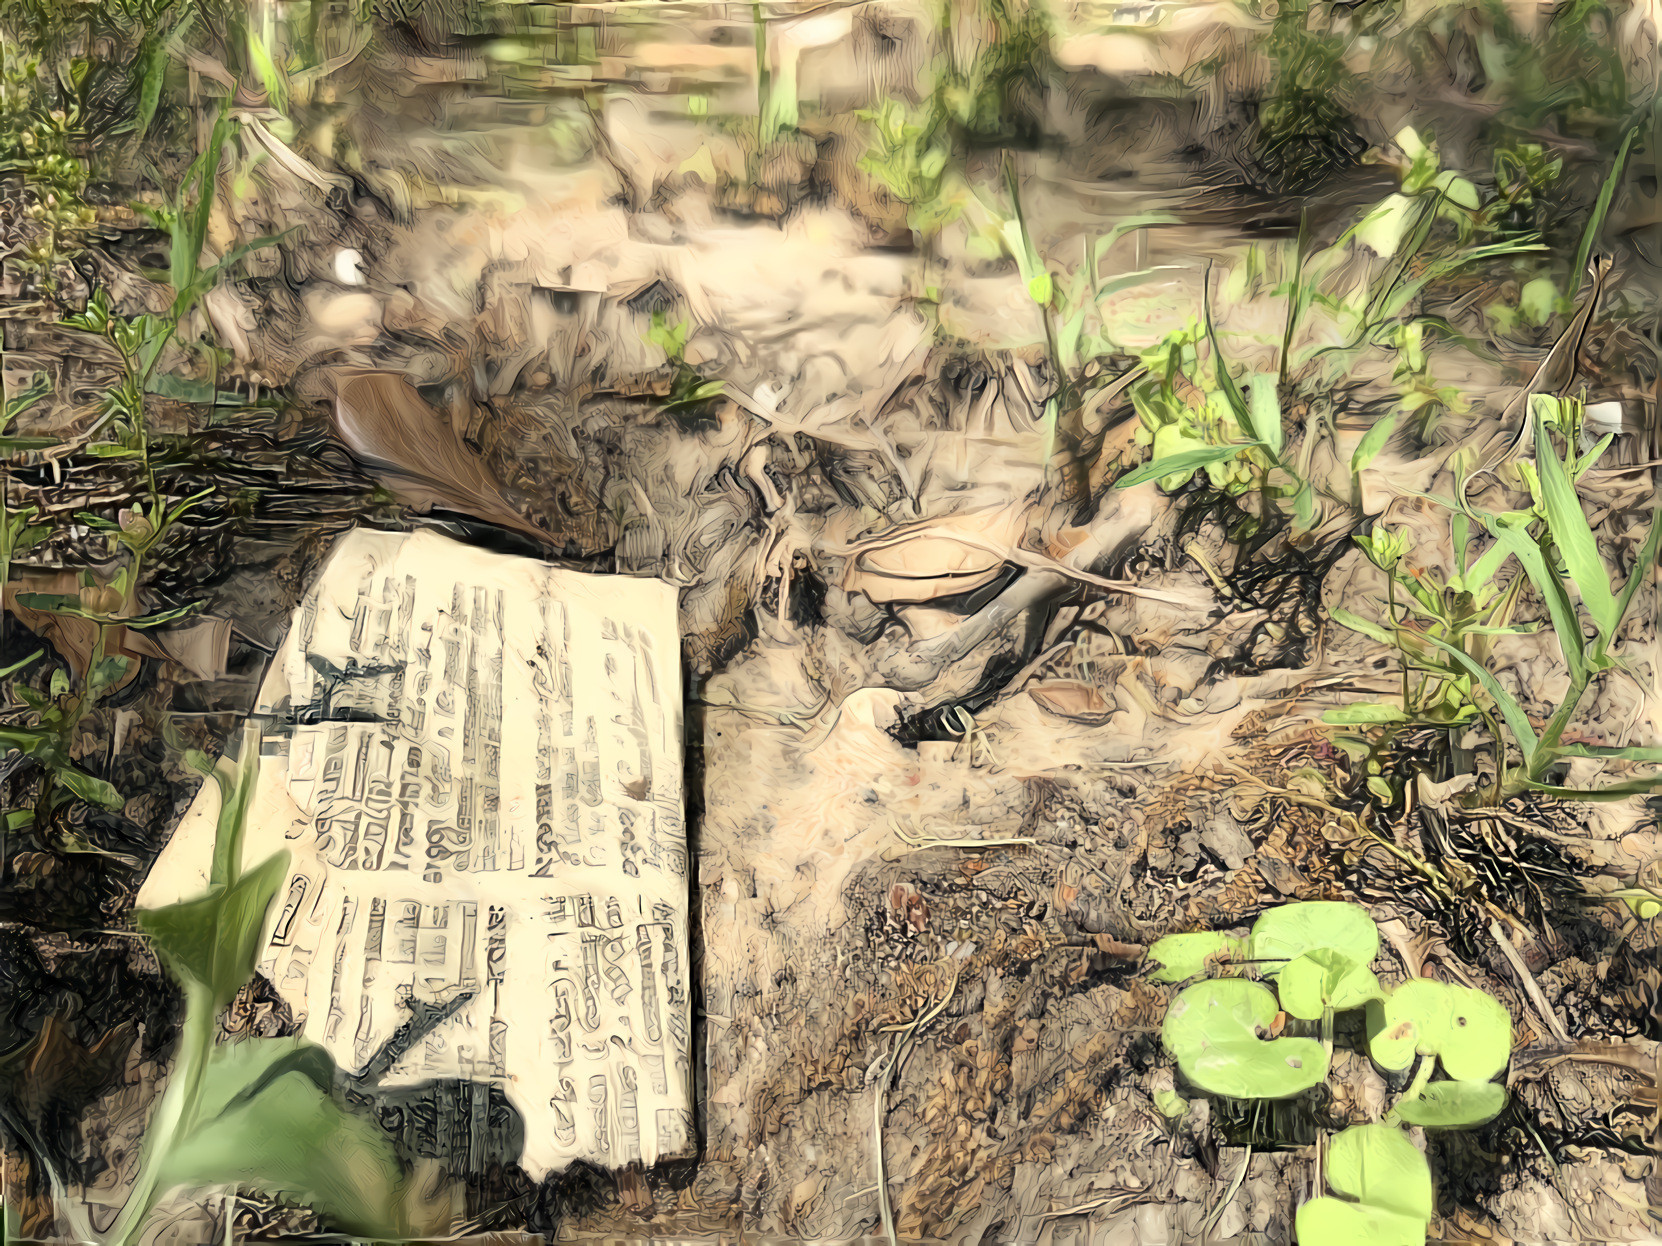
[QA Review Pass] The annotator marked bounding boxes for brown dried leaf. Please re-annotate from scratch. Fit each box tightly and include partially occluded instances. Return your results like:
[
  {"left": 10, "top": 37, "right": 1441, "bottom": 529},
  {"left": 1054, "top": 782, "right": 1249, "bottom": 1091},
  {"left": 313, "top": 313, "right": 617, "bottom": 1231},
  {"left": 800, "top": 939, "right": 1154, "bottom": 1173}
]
[
  {"left": 840, "top": 504, "right": 1029, "bottom": 604},
  {"left": 1027, "top": 680, "right": 1115, "bottom": 723}
]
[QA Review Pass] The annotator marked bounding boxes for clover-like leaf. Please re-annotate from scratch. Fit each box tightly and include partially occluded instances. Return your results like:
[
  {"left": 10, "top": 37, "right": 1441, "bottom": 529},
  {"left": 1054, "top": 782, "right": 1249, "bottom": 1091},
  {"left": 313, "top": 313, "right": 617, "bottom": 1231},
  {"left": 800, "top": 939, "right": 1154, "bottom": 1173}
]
[
  {"left": 1366, "top": 979, "right": 1511, "bottom": 1082},
  {"left": 1147, "top": 931, "right": 1247, "bottom": 983},
  {"left": 1250, "top": 901, "right": 1380, "bottom": 974},
  {"left": 1278, "top": 949, "right": 1384, "bottom": 1020},
  {"left": 1296, "top": 1196, "right": 1427, "bottom": 1245},
  {"left": 1327, "top": 1123, "right": 1433, "bottom": 1221},
  {"left": 1162, "top": 978, "right": 1329, "bottom": 1099},
  {"left": 1394, "top": 1080, "right": 1507, "bottom": 1129}
]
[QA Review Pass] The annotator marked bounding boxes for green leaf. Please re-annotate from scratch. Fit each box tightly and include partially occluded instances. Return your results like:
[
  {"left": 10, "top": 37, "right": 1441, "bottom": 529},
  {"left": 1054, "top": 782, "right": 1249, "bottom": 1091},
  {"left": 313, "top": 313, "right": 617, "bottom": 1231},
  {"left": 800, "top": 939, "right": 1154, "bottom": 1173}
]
[
  {"left": 1425, "top": 638, "right": 1538, "bottom": 769},
  {"left": 1323, "top": 704, "right": 1407, "bottom": 725},
  {"left": 1523, "top": 776, "right": 1662, "bottom": 801},
  {"left": 55, "top": 765, "right": 125, "bottom": 811},
  {"left": 1326, "top": 1124, "right": 1433, "bottom": 1222},
  {"left": 4, "top": 372, "right": 53, "bottom": 425},
  {"left": 1351, "top": 412, "right": 1400, "bottom": 474},
  {"left": 1249, "top": 902, "right": 1380, "bottom": 973},
  {"left": 156, "top": 1066, "right": 405, "bottom": 1237},
  {"left": 1609, "top": 506, "right": 1662, "bottom": 655},
  {"left": 193, "top": 1037, "right": 338, "bottom": 1120},
  {"left": 1245, "top": 374, "right": 1283, "bottom": 457},
  {"left": 1394, "top": 1080, "right": 1507, "bottom": 1129},
  {"left": 135, "top": 37, "right": 167, "bottom": 137},
  {"left": 246, "top": 30, "right": 288, "bottom": 115},
  {"left": 0, "top": 649, "right": 43, "bottom": 680},
  {"left": 1328, "top": 605, "right": 1396, "bottom": 646},
  {"left": 1162, "top": 978, "right": 1329, "bottom": 1099},
  {"left": 1569, "top": 122, "right": 1637, "bottom": 298},
  {"left": 1366, "top": 980, "right": 1511, "bottom": 1082},
  {"left": 137, "top": 850, "right": 290, "bottom": 1009},
  {"left": 1153, "top": 1087, "right": 1189, "bottom": 1118},
  {"left": 1546, "top": 742, "right": 1662, "bottom": 763},
  {"left": 1114, "top": 443, "right": 1259, "bottom": 490},
  {"left": 1533, "top": 412, "right": 1618, "bottom": 640},
  {"left": 1486, "top": 518, "right": 1586, "bottom": 685},
  {"left": 1295, "top": 1197, "right": 1427, "bottom": 1246},
  {"left": 1278, "top": 949, "right": 1383, "bottom": 1020},
  {"left": 1202, "top": 278, "right": 1253, "bottom": 440},
  {"left": 1147, "top": 931, "right": 1247, "bottom": 983}
]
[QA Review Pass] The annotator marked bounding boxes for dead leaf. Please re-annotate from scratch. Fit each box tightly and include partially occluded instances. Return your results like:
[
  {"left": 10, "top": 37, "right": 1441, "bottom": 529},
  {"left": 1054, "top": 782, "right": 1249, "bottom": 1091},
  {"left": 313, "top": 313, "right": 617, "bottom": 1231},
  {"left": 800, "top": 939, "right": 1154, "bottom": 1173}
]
[
  {"left": 1026, "top": 680, "right": 1115, "bottom": 724},
  {"left": 332, "top": 369, "right": 560, "bottom": 547},
  {"left": 840, "top": 504, "right": 1030, "bottom": 604}
]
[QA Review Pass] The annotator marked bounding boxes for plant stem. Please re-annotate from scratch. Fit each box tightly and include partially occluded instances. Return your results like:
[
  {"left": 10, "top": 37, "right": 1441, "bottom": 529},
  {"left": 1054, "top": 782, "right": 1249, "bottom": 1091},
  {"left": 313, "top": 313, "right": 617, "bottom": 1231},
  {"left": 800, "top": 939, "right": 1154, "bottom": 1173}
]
[
  {"left": 106, "top": 979, "right": 215, "bottom": 1246},
  {"left": 1386, "top": 576, "right": 1410, "bottom": 712}
]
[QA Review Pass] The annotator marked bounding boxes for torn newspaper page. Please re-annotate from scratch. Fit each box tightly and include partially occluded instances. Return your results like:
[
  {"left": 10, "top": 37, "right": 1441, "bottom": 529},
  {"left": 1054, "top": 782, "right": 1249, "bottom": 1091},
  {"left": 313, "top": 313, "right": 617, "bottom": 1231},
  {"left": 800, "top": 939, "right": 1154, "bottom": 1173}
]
[{"left": 138, "top": 527, "right": 692, "bottom": 1178}]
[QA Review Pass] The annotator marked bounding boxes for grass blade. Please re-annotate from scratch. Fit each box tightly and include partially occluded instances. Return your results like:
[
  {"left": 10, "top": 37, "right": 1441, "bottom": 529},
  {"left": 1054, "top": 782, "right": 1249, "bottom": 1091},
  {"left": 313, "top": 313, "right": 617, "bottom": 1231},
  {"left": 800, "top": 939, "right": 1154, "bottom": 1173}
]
[
  {"left": 1569, "top": 121, "right": 1638, "bottom": 299},
  {"left": 1610, "top": 506, "right": 1662, "bottom": 644},
  {"left": 1202, "top": 271, "right": 1253, "bottom": 438},
  {"left": 1533, "top": 411, "right": 1618, "bottom": 640},
  {"left": 1329, "top": 604, "right": 1395, "bottom": 646},
  {"left": 1114, "top": 443, "right": 1260, "bottom": 490},
  {"left": 1486, "top": 520, "right": 1587, "bottom": 686}
]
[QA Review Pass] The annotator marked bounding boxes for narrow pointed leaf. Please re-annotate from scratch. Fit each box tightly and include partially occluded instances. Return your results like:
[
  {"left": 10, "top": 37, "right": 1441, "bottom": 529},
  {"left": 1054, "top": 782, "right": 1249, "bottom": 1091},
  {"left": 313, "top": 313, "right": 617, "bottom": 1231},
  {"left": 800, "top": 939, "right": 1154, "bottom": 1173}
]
[
  {"left": 1426, "top": 637, "right": 1537, "bottom": 767},
  {"left": 1534, "top": 412, "right": 1618, "bottom": 639}
]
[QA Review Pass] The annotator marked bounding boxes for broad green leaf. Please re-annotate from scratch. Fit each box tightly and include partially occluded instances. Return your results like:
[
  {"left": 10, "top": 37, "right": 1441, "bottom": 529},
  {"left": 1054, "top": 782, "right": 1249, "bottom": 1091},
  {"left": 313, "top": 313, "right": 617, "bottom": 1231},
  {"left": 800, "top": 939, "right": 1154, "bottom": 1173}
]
[
  {"left": 1394, "top": 1080, "right": 1507, "bottom": 1129},
  {"left": 1351, "top": 411, "right": 1399, "bottom": 474},
  {"left": 1278, "top": 949, "right": 1383, "bottom": 1020},
  {"left": 193, "top": 1037, "right": 338, "bottom": 1120},
  {"left": 1326, "top": 1124, "right": 1433, "bottom": 1222},
  {"left": 1533, "top": 412, "right": 1617, "bottom": 640},
  {"left": 1162, "top": 978, "right": 1328, "bottom": 1099},
  {"left": 1296, "top": 1197, "right": 1426, "bottom": 1245},
  {"left": 1322, "top": 704, "right": 1407, "bottom": 726},
  {"left": 137, "top": 850, "right": 290, "bottom": 1009},
  {"left": 156, "top": 1070, "right": 405, "bottom": 1237},
  {"left": 1114, "top": 443, "right": 1259, "bottom": 490},
  {"left": 1249, "top": 902, "right": 1380, "bottom": 973},
  {"left": 1425, "top": 638, "right": 1537, "bottom": 769},
  {"left": 1147, "top": 931, "right": 1247, "bottom": 983},
  {"left": 1366, "top": 980, "right": 1511, "bottom": 1082},
  {"left": 1245, "top": 374, "right": 1283, "bottom": 457}
]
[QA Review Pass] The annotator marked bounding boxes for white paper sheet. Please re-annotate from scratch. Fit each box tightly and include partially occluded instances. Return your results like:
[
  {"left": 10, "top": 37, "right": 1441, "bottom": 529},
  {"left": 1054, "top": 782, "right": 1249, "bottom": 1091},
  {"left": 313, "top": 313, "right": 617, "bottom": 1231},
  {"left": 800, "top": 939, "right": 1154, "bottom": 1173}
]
[{"left": 138, "top": 528, "right": 693, "bottom": 1178}]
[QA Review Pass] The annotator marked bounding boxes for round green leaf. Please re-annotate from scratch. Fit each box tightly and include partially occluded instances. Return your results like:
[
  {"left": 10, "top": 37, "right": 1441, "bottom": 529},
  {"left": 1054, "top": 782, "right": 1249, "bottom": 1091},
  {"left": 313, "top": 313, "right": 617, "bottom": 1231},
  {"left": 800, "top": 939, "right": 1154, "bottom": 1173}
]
[
  {"left": 1366, "top": 980, "right": 1511, "bottom": 1082},
  {"left": 1147, "top": 931, "right": 1247, "bottom": 983},
  {"left": 1278, "top": 949, "right": 1384, "bottom": 1020},
  {"left": 1162, "top": 978, "right": 1329, "bottom": 1100},
  {"left": 1250, "top": 901, "right": 1380, "bottom": 974},
  {"left": 1394, "top": 1080, "right": 1507, "bottom": 1129},
  {"left": 1325, "top": 1124, "right": 1433, "bottom": 1222},
  {"left": 1296, "top": 1196, "right": 1427, "bottom": 1246}
]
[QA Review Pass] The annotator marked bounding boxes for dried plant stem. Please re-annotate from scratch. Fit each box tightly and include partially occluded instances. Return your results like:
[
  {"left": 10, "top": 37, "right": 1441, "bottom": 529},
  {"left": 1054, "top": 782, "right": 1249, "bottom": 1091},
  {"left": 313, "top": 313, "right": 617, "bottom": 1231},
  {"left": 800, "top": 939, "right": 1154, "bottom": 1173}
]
[{"left": 1488, "top": 918, "right": 1573, "bottom": 1044}]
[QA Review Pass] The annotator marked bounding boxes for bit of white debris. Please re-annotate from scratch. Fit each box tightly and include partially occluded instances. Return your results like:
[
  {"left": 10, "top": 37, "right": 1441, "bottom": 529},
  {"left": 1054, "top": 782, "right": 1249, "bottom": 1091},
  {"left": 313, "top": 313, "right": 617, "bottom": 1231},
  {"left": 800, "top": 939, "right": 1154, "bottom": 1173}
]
[{"left": 333, "top": 247, "right": 365, "bottom": 285}]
